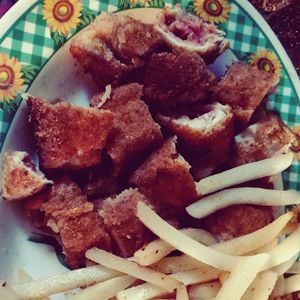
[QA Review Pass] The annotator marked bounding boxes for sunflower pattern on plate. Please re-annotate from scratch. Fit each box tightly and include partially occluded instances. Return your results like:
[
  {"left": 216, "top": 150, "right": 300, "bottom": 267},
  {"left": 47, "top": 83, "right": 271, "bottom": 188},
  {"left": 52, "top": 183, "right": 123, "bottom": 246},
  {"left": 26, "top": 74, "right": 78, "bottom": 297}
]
[
  {"left": 0, "top": 53, "right": 24, "bottom": 103},
  {"left": 249, "top": 49, "right": 282, "bottom": 76},
  {"left": 194, "top": 0, "right": 231, "bottom": 23}
]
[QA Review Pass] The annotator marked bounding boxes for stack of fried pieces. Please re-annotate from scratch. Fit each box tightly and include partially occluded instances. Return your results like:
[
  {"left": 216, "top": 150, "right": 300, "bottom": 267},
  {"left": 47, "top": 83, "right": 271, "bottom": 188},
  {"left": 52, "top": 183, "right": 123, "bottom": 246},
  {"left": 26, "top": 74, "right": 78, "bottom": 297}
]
[{"left": 1, "top": 6, "right": 297, "bottom": 269}]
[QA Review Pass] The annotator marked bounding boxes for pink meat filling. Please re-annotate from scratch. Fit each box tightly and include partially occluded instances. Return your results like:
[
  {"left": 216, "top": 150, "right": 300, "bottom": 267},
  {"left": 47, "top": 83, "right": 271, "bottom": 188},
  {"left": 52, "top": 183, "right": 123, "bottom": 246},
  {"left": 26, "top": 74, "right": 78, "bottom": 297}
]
[{"left": 163, "top": 12, "right": 217, "bottom": 44}]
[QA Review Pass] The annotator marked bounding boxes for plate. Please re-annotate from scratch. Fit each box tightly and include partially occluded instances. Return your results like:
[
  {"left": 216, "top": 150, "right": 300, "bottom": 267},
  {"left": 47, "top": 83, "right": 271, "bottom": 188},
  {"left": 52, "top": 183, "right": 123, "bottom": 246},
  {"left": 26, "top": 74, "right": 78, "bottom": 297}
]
[{"left": 0, "top": 0, "right": 300, "bottom": 287}]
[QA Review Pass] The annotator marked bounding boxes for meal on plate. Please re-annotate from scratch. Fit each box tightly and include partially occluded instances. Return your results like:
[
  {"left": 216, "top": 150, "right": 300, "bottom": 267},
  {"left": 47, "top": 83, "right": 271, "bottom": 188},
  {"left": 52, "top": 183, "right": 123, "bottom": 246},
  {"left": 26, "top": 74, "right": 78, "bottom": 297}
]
[{"left": 1, "top": 5, "right": 300, "bottom": 300}]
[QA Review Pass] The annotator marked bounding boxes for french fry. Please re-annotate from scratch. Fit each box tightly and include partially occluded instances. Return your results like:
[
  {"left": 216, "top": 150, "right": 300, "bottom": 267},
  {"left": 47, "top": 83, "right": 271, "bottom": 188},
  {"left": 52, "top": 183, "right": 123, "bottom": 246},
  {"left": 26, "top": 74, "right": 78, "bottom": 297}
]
[
  {"left": 186, "top": 188, "right": 300, "bottom": 219},
  {"left": 218, "top": 272, "right": 229, "bottom": 285},
  {"left": 195, "top": 153, "right": 293, "bottom": 195},
  {"left": 117, "top": 268, "right": 222, "bottom": 300},
  {"left": 137, "top": 201, "right": 243, "bottom": 271},
  {"left": 212, "top": 212, "right": 292, "bottom": 255},
  {"left": 188, "top": 282, "right": 221, "bottom": 299},
  {"left": 245, "top": 239, "right": 278, "bottom": 255},
  {"left": 134, "top": 228, "right": 216, "bottom": 266},
  {"left": 272, "top": 254, "right": 298, "bottom": 276},
  {"left": 282, "top": 274, "right": 300, "bottom": 295},
  {"left": 176, "top": 285, "right": 189, "bottom": 300},
  {"left": 270, "top": 275, "right": 285, "bottom": 298},
  {"left": 0, "top": 280, "right": 19, "bottom": 300},
  {"left": 287, "top": 261, "right": 300, "bottom": 274},
  {"left": 251, "top": 270, "right": 278, "bottom": 300},
  {"left": 263, "top": 226, "right": 300, "bottom": 270},
  {"left": 12, "top": 266, "right": 121, "bottom": 299},
  {"left": 215, "top": 254, "right": 269, "bottom": 300},
  {"left": 85, "top": 248, "right": 180, "bottom": 292},
  {"left": 67, "top": 275, "right": 136, "bottom": 300}
]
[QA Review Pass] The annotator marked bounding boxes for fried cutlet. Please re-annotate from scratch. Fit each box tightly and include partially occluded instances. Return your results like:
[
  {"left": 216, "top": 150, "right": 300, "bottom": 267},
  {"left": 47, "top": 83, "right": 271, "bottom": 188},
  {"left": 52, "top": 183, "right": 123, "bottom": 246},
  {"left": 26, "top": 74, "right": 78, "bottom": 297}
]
[
  {"left": 27, "top": 97, "right": 114, "bottom": 170},
  {"left": 99, "top": 188, "right": 152, "bottom": 258},
  {"left": 1, "top": 151, "right": 52, "bottom": 201},
  {"left": 212, "top": 62, "right": 279, "bottom": 130},
  {"left": 70, "top": 13, "right": 163, "bottom": 89},
  {"left": 91, "top": 83, "right": 163, "bottom": 175},
  {"left": 143, "top": 49, "right": 216, "bottom": 111},
  {"left": 231, "top": 115, "right": 295, "bottom": 167},
  {"left": 24, "top": 177, "right": 111, "bottom": 268},
  {"left": 156, "top": 103, "right": 234, "bottom": 179},
  {"left": 130, "top": 138, "right": 197, "bottom": 209},
  {"left": 202, "top": 205, "right": 274, "bottom": 240}
]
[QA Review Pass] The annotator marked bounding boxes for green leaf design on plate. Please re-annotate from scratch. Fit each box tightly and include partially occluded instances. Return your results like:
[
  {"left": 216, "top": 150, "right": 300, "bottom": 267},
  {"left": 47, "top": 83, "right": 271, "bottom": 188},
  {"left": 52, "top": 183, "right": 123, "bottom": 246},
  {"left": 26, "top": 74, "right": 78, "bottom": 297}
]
[
  {"left": 148, "top": 0, "right": 165, "bottom": 8},
  {"left": 77, "top": 7, "right": 97, "bottom": 31},
  {"left": 21, "top": 64, "right": 39, "bottom": 85},
  {"left": 118, "top": 0, "right": 131, "bottom": 10},
  {"left": 185, "top": 1, "right": 196, "bottom": 14},
  {"left": 50, "top": 31, "right": 68, "bottom": 50}
]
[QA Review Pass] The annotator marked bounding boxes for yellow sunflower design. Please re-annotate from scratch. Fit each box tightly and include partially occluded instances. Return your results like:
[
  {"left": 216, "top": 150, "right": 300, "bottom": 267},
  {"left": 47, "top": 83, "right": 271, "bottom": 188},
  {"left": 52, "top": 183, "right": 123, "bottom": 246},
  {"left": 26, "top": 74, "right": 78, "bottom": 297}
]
[
  {"left": 194, "top": 0, "right": 231, "bottom": 24},
  {"left": 0, "top": 53, "right": 24, "bottom": 102},
  {"left": 249, "top": 49, "right": 282, "bottom": 76},
  {"left": 289, "top": 125, "right": 300, "bottom": 160},
  {"left": 43, "top": 0, "right": 83, "bottom": 35}
]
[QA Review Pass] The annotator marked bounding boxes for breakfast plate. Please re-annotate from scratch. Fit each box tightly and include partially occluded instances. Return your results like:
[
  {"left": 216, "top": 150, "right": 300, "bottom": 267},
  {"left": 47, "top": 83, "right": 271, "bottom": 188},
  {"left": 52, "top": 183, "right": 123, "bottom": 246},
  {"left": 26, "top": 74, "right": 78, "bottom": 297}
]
[{"left": 0, "top": 0, "right": 300, "bottom": 297}]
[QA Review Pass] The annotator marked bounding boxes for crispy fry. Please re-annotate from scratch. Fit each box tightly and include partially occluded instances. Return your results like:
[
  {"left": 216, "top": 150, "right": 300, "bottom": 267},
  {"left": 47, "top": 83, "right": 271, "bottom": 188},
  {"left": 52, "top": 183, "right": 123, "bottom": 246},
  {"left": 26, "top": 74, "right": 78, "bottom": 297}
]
[
  {"left": 252, "top": 271, "right": 278, "bottom": 300},
  {"left": 188, "top": 282, "right": 221, "bottom": 299},
  {"left": 176, "top": 285, "right": 189, "bottom": 300},
  {"left": 272, "top": 254, "right": 298, "bottom": 275}
]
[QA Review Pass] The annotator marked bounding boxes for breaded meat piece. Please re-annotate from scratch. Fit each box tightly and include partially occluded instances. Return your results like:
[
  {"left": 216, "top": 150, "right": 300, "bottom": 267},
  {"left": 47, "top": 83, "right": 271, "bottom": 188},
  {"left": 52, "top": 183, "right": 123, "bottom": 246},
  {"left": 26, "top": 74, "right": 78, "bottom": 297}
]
[
  {"left": 157, "top": 103, "right": 234, "bottom": 179},
  {"left": 212, "top": 62, "right": 279, "bottom": 130},
  {"left": 202, "top": 205, "right": 274, "bottom": 240},
  {"left": 130, "top": 138, "right": 197, "bottom": 209},
  {"left": 23, "top": 177, "right": 111, "bottom": 268},
  {"left": 231, "top": 115, "right": 295, "bottom": 167},
  {"left": 70, "top": 13, "right": 163, "bottom": 88},
  {"left": 92, "top": 83, "right": 163, "bottom": 175},
  {"left": 155, "top": 5, "right": 229, "bottom": 62},
  {"left": 144, "top": 49, "right": 216, "bottom": 111},
  {"left": 1, "top": 151, "right": 52, "bottom": 201},
  {"left": 28, "top": 97, "right": 114, "bottom": 170},
  {"left": 99, "top": 188, "right": 151, "bottom": 257}
]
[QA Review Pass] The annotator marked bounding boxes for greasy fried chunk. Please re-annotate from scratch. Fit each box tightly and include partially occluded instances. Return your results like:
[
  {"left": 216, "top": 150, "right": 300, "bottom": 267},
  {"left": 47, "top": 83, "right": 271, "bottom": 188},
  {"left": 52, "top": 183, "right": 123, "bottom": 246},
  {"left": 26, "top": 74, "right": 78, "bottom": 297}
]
[
  {"left": 212, "top": 62, "right": 279, "bottom": 130},
  {"left": 202, "top": 205, "right": 274, "bottom": 241},
  {"left": 28, "top": 97, "right": 114, "bottom": 170},
  {"left": 130, "top": 138, "right": 197, "bottom": 209},
  {"left": 144, "top": 49, "right": 216, "bottom": 111},
  {"left": 2, "top": 151, "right": 52, "bottom": 201},
  {"left": 99, "top": 188, "right": 151, "bottom": 257},
  {"left": 92, "top": 83, "right": 163, "bottom": 175}
]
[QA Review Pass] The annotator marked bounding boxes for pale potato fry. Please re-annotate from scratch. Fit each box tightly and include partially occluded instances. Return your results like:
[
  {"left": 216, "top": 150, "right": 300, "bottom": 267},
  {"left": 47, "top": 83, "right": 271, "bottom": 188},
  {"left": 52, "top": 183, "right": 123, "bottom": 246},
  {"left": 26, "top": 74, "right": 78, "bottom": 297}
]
[
  {"left": 246, "top": 239, "right": 278, "bottom": 255},
  {"left": 188, "top": 282, "right": 221, "bottom": 299},
  {"left": 134, "top": 228, "right": 216, "bottom": 266},
  {"left": 270, "top": 275, "right": 285, "bottom": 298},
  {"left": 282, "top": 274, "right": 300, "bottom": 295},
  {"left": 12, "top": 266, "right": 121, "bottom": 299},
  {"left": 263, "top": 226, "right": 300, "bottom": 270},
  {"left": 272, "top": 254, "right": 298, "bottom": 275},
  {"left": 195, "top": 153, "right": 293, "bottom": 195},
  {"left": 137, "top": 201, "right": 243, "bottom": 271},
  {"left": 85, "top": 248, "right": 180, "bottom": 292},
  {"left": 215, "top": 254, "right": 269, "bottom": 300},
  {"left": 287, "top": 261, "right": 300, "bottom": 274},
  {"left": 117, "top": 268, "right": 222, "bottom": 300},
  {"left": 67, "top": 275, "right": 136, "bottom": 300},
  {"left": 186, "top": 188, "right": 300, "bottom": 219},
  {"left": 218, "top": 272, "right": 229, "bottom": 285},
  {"left": 0, "top": 280, "right": 19, "bottom": 300},
  {"left": 212, "top": 212, "right": 292, "bottom": 255},
  {"left": 176, "top": 285, "right": 189, "bottom": 300},
  {"left": 252, "top": 270, "right": 278, "bottom": 300}
]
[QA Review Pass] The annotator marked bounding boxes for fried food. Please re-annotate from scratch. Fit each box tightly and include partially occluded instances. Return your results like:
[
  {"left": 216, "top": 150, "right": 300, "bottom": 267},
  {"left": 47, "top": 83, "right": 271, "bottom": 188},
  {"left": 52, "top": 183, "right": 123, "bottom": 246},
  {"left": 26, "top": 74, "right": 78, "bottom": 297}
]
[
  {"left": 155, "top": 5, "right": 229, "bottom": 62},
  {"left": 28, "top": 97, "right": 114, "bottom": 170},
  {"left": 144, "top": 49, "right": 216, "bottom": 111},
  {"left": 92, "top": 83, "right": 163, "bottom": 175},
  {"left": 1, "top": 151, "right": 52, "bottom": 201},
  {"left": 212, "top": 62, "right": 279, "bottom": 130},
  {"left": 24, "top": 177, "right": 111, "bottom": 268},
  {"left": 202, "top": 205, "right": 274, "bottom": 240},
  {"left": 70, "top": 13, "right": 163, "bottom": 88},
  {"left": 157, "top": 103, "right": 234, "bottom": 178},
  {"left": 130, "top": 138, "right": 197, "bottom": 209},
  {"left": 231, "top": 115, "right": 295, "bottom": 166},
  {"left": 99, "top": 188, "right": 152, "bottom": 258}
]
